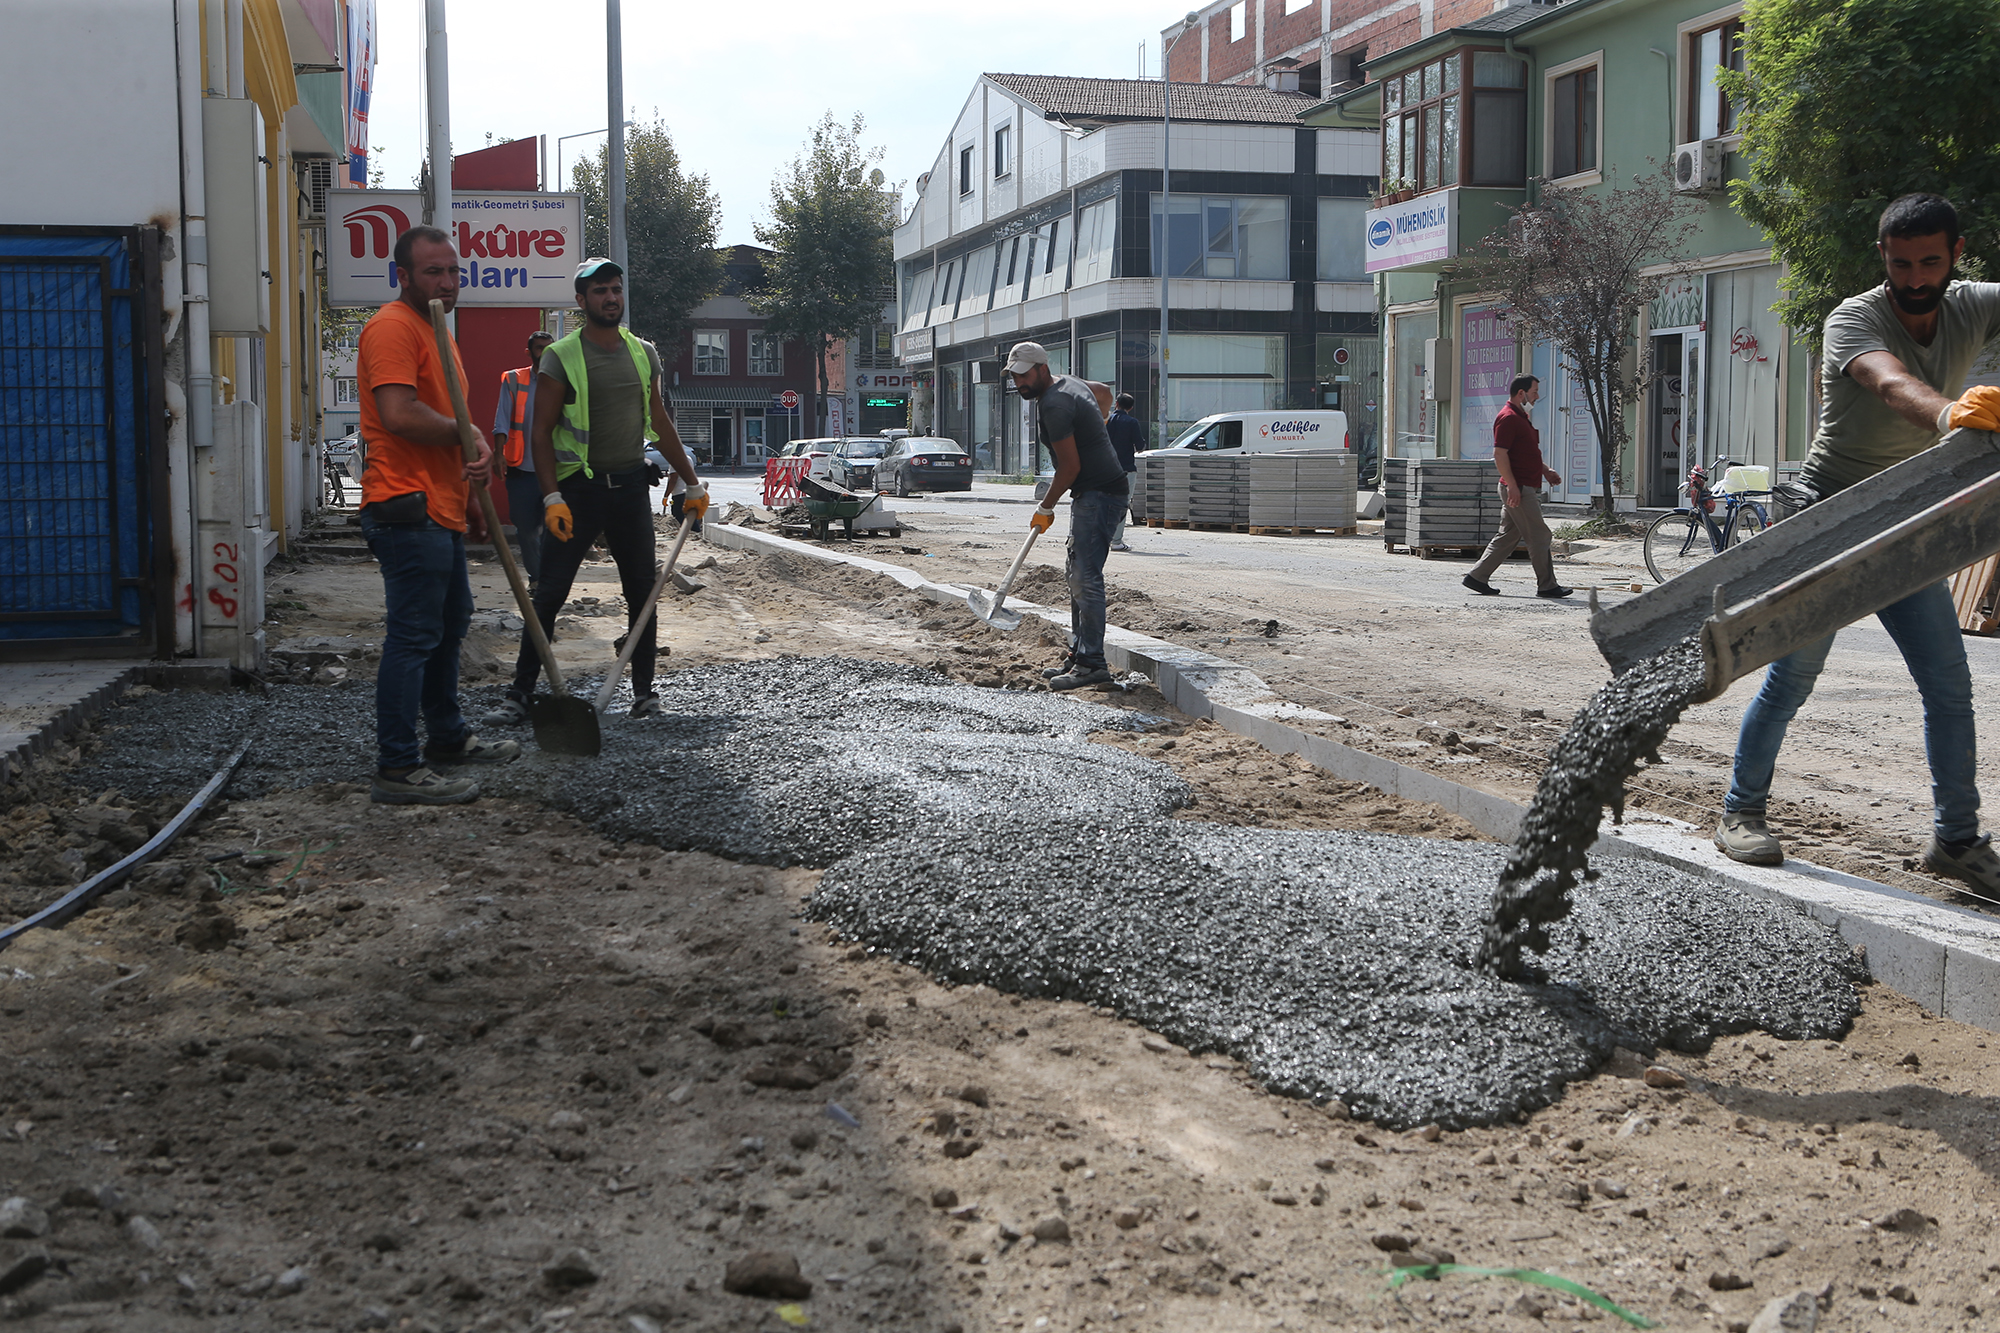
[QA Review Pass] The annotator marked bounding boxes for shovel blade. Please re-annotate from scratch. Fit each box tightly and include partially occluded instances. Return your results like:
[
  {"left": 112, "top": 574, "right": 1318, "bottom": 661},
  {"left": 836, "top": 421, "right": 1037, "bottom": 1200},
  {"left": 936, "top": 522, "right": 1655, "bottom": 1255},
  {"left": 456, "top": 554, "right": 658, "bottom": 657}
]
[
  {"left": 967, "top": 590, "right": 1023, "bottom": 632},
  {"left": 530, "top": 695, "right": 602, "bottom": 757}
]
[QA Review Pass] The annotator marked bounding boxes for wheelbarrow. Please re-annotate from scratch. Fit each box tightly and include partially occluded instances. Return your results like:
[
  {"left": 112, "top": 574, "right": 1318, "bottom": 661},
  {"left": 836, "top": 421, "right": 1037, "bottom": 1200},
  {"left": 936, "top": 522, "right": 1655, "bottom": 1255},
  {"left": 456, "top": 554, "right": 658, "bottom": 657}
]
[{"left": 798, "top": 474, "right": 900, "bottom": 539}]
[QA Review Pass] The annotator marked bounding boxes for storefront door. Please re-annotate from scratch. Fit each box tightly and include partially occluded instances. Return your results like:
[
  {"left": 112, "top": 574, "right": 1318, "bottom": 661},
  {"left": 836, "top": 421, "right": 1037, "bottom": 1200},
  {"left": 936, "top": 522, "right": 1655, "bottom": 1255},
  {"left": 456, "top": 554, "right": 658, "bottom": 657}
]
[
  {"left": 1705, "top": 265, "right": 1783, "bottom": 475},
  {"left": 1391, "top": 311, "right": 1439, "bottom": 457},
  {"left": 1534, "top": 340, "right": 1602, "bottom": 506}
]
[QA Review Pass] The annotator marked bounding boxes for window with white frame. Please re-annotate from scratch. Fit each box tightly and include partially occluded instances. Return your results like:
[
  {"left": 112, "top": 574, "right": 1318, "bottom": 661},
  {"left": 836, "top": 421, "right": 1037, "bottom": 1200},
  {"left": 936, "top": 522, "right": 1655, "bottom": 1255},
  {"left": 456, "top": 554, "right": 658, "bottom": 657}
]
[
  {"left": 1073, "top": 199, "right": 1117, "bottom": 286},
  {"left": 1547, "top": 59, "right": 1600, "bottom": 180},
  {"left": 1687, "top": 18, "right": 1745, "bottom": 140},
  {"left": 1229, "top": 1, "right": 1246, "bottom": 41},
  {"left": 929, "top": 256, "right": 963, "bottom": 324},
  {"left": 748, "top": 331, "right": 782, "bottom": 375},
  {"left": 334, "top": 376, "right": 358, "bottom": 405},
  {"left": 694, "top": 330, "right": 728, "bottom": 375},
  {"left": 958, "top": 145, "right": 974, "bottom": 195},
  {"left": 993, "top": 125, "right": 1011, "bottom": 179},
  {"left": 1150, "top": 195, "right": 1288, "bottom": 280}
]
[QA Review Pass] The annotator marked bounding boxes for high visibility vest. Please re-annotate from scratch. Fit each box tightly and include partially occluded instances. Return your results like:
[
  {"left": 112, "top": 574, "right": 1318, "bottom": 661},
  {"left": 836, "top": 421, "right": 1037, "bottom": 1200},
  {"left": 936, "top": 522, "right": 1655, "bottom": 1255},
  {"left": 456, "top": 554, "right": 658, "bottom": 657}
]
[
  {"left": 501, "top": 366, "right": 533, "bottom": 467},
  {"left": 548, "top": 328, "right": 658, "bottom": 480}
]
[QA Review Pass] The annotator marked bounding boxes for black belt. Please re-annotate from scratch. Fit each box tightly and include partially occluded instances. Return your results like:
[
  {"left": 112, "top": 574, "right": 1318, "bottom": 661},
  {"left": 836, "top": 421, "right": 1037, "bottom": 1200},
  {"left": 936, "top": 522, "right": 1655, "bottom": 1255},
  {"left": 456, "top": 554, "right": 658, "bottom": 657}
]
[{"left": 566, "top": 465, "right": 649, "bottom": 489}]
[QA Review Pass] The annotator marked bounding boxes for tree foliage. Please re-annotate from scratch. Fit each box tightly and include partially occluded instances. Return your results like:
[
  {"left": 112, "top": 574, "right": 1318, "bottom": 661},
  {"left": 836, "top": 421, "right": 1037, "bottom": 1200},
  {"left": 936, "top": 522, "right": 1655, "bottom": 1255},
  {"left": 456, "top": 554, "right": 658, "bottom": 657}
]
[
  {"left": 1723, "top": 0, "right": 2000, "bottom": 340},
  {"left": 572, "top": 117, "right": 725, "bottom": 354},
  {"left": 1457, "top": 172, "right": 1701, "bottom": 513},
  {"left": 753, "top": 112, "right": 895, "bottom": 432}
]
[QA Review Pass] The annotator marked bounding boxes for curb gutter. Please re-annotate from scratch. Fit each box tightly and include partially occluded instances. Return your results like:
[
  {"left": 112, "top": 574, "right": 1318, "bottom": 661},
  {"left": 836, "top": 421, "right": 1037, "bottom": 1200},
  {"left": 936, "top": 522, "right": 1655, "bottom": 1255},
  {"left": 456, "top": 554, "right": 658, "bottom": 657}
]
[{"left": 703, "top": 521, "right": 2000, "bottom": 1033}]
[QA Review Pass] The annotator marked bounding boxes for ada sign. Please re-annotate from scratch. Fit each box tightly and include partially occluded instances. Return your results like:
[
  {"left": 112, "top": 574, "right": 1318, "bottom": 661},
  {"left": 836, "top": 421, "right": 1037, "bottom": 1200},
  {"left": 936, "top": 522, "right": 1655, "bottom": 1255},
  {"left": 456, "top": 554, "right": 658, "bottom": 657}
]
[
  {"left": 327, "top": 190, "right": 585, "bottom": 308},
  {"left": 1363, "top": 191, "right": 1457, "bottom": 274}
]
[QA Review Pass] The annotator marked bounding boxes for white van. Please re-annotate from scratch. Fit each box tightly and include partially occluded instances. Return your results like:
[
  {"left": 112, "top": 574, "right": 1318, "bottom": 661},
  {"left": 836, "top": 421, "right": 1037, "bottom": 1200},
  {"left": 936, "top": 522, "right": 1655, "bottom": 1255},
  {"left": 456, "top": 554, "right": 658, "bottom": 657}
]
[{"left": 1153, "top": 410, "right": 1350, "bottom": 455}]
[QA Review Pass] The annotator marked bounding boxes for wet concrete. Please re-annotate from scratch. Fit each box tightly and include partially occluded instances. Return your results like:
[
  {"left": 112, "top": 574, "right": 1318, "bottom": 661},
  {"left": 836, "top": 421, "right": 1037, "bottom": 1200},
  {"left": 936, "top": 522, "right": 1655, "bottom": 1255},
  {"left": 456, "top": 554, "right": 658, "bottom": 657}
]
[
  {"left": 67, "top": 658, "right": 1181, "bottom": 868},
  {"left": 1479, "top": 637, "right": 1709, "bottom": 980},
  {"left": 811, "top": 815, "right": 1862, "bottom": 1129}
]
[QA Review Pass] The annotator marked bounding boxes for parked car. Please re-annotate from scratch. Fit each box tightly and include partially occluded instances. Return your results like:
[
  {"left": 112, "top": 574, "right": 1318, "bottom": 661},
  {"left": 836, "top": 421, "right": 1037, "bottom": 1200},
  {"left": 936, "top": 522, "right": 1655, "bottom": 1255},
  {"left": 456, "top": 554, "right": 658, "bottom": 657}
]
[
  {"left": 1159, "top": 410, "right": 1350, "bottom": 455},
  {"left": 828, "top": 436, "right": 888, "bottom": 490},
  {"left": 877, "top": 435, "right": 974, "bottom": 496}
]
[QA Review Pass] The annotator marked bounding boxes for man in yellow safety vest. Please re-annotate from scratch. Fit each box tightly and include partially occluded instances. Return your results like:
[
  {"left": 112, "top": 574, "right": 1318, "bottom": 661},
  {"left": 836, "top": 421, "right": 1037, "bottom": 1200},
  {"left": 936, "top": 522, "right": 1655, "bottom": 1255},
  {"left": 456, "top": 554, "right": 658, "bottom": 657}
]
[
  {"left": 489, "top": 258, "right": 705, "bottom": 722},
  {"left": 492, "top": 330, "right": 554, "bottom": 594}
]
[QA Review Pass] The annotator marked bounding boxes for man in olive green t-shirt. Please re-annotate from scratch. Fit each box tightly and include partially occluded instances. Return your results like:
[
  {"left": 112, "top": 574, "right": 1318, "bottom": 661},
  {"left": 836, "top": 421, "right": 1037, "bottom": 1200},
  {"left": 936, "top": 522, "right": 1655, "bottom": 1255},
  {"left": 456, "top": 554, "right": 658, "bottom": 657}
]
[
  {"left": 1716, "top": 194, "right": 2000, "bottom": 896},
  {"left": 490, "top": 258, "right": 705, "bottom": 722}
]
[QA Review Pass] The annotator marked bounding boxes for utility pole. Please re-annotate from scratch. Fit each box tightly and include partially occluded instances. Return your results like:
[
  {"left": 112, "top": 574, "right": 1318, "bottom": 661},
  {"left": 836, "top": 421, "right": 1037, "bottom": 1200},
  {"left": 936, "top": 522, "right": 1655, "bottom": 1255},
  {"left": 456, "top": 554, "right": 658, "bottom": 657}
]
[
  {"left": 424, "top": 0, "right": 451, "bottom": 245},
  {"left": 607, "top": 0, "right": 628, "bottom": 325}
]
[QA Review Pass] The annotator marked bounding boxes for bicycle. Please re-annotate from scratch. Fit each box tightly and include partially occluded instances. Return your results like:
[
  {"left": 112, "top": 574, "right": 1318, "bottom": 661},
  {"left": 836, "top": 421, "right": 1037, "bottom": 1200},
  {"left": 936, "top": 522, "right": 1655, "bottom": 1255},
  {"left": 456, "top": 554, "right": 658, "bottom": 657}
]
[{"left": 1642, "top": 456, "right": 1773, "bottom": 583}]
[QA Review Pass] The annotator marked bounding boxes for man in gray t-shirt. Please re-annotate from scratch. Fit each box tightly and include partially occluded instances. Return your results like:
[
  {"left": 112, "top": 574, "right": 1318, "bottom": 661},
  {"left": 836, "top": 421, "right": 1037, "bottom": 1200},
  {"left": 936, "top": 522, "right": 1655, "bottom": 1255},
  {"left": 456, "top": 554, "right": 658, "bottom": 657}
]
[
  {"left": 1717, "top": 194, "right": 2000, "bottom": 898},
  {"left": 1007, "top": 340, "right": 1122, "bottom": 691}
]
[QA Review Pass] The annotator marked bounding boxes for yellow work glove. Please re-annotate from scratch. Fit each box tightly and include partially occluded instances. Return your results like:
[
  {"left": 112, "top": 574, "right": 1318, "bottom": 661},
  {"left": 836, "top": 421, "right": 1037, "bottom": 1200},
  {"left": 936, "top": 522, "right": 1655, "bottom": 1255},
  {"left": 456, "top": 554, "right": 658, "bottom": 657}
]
[
  {"left": 542, "top": 494, "right": 574, "bottom": 544},
  {"left": 1029, "top": 505, "right": 1055, "bottom": 534},
  {"left": 683, "top": 483, "right": 710, "bottom": 521},
  {"left": 1939, "top": 385, "right": 2000, "bottom": 435}
]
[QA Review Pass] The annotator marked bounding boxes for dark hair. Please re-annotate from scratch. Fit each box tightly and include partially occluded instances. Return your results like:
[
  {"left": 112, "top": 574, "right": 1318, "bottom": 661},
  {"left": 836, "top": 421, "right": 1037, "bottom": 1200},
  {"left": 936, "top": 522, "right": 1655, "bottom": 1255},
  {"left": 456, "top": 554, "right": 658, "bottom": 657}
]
[
  {"left": 528, "top": 331, "right": 554, "bottom": 349},
  {"left": 1879, "top": 193, "right": 1960, "bottom": 248},
  {"left": 393, "top": 225, "right": 452, "bottom": 274},
  {"left": 1509, "top": 374, "right": 1539, "bottom": 396},
  {"left": 575, "top": 265, "right": 624, "bottom": 294},
  {"left": 1115, "top": 392, "right": 1135, "bottom": 409}
]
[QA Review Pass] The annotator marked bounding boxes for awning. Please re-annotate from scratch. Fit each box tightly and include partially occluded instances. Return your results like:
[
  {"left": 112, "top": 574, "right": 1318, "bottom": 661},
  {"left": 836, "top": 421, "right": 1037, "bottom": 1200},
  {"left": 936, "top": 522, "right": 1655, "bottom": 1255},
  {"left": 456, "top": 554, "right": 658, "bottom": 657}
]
[{"left": 672, "top": 386, "right": 797, "bottom": 406}]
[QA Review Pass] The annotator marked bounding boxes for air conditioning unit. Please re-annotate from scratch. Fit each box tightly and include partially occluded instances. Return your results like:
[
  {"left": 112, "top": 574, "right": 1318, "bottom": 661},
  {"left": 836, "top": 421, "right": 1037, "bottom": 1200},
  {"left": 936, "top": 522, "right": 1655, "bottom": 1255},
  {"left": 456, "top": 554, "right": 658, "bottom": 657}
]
[
  {"left": 303, "top": 159, "right": 334, "bottom": 221},
  {"left": 1672, "top": 139, "right": 1723, "bottom": 194}
]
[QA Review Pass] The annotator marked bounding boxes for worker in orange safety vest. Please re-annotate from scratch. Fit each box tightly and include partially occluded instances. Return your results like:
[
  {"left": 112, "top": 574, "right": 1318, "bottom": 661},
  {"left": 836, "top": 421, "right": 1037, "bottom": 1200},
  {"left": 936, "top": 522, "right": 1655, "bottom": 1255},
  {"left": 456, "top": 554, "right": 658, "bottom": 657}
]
[{"left": 492, "top": 330, "right": 555, "bottom": 592}]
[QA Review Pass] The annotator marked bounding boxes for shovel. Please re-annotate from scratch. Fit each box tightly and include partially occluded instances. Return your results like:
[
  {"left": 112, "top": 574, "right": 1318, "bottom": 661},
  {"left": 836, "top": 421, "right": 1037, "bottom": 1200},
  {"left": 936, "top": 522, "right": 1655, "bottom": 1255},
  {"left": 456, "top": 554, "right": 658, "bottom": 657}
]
[
  {"left": 967, "top": 524, "right": 1044, "bottom": 632},
  {"left": 428, "top": 300, "right": 601, "bottom": 757},
  {"left": 593, "top": 512, "right": 700, "bottom": 714}
]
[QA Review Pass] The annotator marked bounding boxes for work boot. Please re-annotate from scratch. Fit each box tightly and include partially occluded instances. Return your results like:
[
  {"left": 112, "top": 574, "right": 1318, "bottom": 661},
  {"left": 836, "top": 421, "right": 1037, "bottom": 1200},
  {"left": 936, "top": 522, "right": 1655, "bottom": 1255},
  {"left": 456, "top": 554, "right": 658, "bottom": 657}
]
[
  {"left": 1040, "top": 657, "right": 1078, "bottom": 680},
  {"left": 1049, "top": 666, "right": 1114, "bottom": 692},
  {"left": 1463, "top": 575, "right": 1498, "bottom": 596},
  {"left": 424, "top": 733, "right": 521, "bottom": 766},
  {"left": 1714, "top": 811, "right": 1783, "bottom": 866},
  {"left": 371, "top": 766, "right": 479, "bottom": 806},
  {"left": 1923, "top": 833, "right": 2000, "bottom": 896},
  {"left": 482, "top": 694, "right": 530, "bottom": 726},
  {"left": 629, "top": 693, "right": 662, "bottom": 719},
  {"left": 1536, "top": 585, "right": 1574, "bottom": 599}
]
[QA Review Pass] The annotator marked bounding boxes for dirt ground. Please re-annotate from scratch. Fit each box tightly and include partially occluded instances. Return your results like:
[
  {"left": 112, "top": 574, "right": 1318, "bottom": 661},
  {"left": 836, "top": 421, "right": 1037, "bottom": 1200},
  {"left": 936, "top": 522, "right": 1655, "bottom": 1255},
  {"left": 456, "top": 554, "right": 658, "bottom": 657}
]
[{"left": 3, "top": 521, "right": 1999, "bottom": 1331}]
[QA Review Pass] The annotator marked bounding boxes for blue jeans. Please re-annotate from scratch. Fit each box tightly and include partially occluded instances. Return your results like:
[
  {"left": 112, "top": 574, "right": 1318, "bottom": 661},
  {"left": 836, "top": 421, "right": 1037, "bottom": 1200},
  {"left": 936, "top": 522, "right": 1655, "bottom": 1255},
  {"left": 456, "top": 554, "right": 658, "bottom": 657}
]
[
  {"left": 504, "top": 468, "right": 544, "bottom": 580},
  {"left": 1066, "top": 484, "right": 1127, "bottom": 671},
  {"left": 1725, "top": 580, "right": 1979, "bottom": 842},
  {"left": 362, "top": 514, "right": 474, "bottom": 772}
]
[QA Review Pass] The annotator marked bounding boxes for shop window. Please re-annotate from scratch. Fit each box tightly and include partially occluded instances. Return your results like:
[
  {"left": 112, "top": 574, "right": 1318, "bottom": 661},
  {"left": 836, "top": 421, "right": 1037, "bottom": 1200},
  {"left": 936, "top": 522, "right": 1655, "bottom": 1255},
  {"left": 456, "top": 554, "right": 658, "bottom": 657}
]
[
  {"left": 1688, "top": 19, "right": 1745, "bottom": 141},
  {"left": 1073, "top": 199, "right": 1117, "bottom": 286},
  {"left": 1150, "top": 195, "right": 1288, "bottom": 280},
  {"left": 1316, "top": 197, "right": 1368, "bottom": 281},
  {"left": 993, "top": 125, "right": 1011, "bottom": 179},
  {"left": 1549, "top": 63, "right": 1600, "bottom": 180},
  {"left": 748, "top": 332, "right": 782, "bottom": 376},
  {"left": 1383, "top": 49, "right": 1523, "bottom": 193},
  {"left": 694, "top": 331, "right": 728, "bottom": 376}
]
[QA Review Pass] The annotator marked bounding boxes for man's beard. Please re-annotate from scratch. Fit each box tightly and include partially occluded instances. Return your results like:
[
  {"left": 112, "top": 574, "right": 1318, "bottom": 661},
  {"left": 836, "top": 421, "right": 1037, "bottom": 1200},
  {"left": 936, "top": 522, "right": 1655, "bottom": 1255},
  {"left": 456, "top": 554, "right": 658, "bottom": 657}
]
[
  {"left": 1889, "top": 266, "right": 1956, "bottom": 315},
  {"left": 1015, "top": 378, "right": 1046, "bottom": 400},
  {"left": 585, "top": 305, "right": 622, "bottom": 328}
]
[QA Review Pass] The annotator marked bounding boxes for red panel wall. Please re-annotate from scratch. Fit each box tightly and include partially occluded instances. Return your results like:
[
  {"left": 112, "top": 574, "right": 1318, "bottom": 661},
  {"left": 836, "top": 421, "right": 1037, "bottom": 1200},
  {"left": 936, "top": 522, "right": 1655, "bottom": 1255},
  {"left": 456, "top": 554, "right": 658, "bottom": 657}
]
[{"left": 451, "top": 140, "right": 543, "bottom": 524}]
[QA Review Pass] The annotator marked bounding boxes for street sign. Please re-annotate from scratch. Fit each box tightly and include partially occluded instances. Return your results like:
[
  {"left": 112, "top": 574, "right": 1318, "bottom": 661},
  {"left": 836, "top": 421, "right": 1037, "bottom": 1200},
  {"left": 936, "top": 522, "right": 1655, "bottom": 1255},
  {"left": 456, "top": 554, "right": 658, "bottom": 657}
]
[
  {"left": 327, "top": 190, "right": 585, "bottom": 308},
  {"left": 780, "top": 390, "right": 800, "bottom": 410}
]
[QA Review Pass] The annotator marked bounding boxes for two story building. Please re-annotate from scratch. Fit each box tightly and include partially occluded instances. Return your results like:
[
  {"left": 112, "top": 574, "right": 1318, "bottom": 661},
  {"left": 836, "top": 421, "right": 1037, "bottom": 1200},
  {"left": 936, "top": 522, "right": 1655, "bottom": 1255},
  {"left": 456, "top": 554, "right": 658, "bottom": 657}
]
[
  {"left": 893, "top": 73, "right": 1381, "bottom": 472},
  {"left": 660, "top": 244, "right": 820, "bottom": 468},
  {"left": 1309, "top": 0, "right": 1805, "bottom": 509}
]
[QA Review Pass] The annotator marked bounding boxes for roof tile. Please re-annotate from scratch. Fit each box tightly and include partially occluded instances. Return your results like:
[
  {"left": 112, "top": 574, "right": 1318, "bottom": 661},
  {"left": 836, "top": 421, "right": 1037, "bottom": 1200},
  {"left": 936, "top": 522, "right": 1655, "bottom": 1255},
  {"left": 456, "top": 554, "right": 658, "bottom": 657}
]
[{"left": 985, "top": 73, "right": 1317, "bottom": 125}]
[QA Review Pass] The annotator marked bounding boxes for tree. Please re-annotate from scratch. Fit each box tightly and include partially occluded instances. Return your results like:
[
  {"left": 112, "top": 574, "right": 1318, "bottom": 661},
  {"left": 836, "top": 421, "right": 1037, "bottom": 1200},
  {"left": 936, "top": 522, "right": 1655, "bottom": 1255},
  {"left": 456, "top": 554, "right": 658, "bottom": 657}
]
[
  {"left": 1456, "top": 173, "right": 1701, "bottom": 515},
  {"left": 753, "top": 112, "right": 896, "bottom": 436},
  {"left": 571, "top": 117, "right": 725, "bottom": 355},
  {"left": 1722, "top": 0, "right": 2000, "bottom": 340}
]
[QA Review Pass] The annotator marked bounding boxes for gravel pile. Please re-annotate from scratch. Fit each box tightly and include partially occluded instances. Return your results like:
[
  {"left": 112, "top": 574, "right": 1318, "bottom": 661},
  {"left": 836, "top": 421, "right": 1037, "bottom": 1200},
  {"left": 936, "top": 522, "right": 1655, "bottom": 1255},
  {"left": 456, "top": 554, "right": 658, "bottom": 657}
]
[
  {"left": 811, "top": 817, "right": 1864, "bottom": 1129},
  {"left": 72, "top": 658, "right": 1181, "bottom": 868}
]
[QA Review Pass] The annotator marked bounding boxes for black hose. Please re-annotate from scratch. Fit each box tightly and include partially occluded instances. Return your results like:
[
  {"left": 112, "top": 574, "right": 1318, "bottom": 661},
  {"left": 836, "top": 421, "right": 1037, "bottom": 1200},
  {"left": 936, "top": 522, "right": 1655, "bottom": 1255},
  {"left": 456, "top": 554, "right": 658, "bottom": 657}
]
[{"left": 0, "top": 739, "right": 251, "bottom": 952}]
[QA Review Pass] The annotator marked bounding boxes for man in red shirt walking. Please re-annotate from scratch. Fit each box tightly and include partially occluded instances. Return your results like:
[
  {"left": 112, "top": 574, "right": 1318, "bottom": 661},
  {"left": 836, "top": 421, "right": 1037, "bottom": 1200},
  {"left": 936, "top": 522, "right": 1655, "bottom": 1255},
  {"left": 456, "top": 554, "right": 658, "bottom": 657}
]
[{"left": 1463, "top": 374, "right": 1571, "bottom": 599}]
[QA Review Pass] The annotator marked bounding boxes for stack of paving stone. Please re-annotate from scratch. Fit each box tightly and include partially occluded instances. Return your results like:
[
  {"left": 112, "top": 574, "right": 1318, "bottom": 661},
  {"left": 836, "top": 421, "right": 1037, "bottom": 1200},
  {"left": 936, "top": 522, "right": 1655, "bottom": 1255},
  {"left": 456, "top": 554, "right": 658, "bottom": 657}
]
[
  {"left": 1130, "top": 454, "right": 1154, "bottom": 524},
  {"left": 1381, "top": 457, "right": 1411, "bottom": 549},
  {"left": 1188, "top": 454, "right": 1248, "bottom": 526},
  {"left": 1408, "top": 458, "right": 1501, "bottom": 552},
  {"left": 1157, "top": 452, "right": 1193, "bottom": 524},
  {"left": 1247, "top": 450, "right": 1359, "bottom": 530}
]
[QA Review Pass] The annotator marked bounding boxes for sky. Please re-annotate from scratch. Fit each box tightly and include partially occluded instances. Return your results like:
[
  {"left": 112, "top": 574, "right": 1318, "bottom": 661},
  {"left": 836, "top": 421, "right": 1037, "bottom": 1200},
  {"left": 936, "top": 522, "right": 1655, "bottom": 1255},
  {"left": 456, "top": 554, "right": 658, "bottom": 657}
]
[{"left": 369, "top": 0, "right": 1193, "bottom": 244}]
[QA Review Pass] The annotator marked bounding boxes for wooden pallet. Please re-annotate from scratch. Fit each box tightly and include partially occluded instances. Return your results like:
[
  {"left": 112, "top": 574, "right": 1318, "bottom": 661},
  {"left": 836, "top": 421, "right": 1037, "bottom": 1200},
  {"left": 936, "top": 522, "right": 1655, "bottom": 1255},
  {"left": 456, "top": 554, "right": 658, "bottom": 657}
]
[
  {"left": 1160, "top": 520, "right": 1190, "bottom": 530},
  {"left": 1250, "top": 525, "right": 1357, "bottom": 537},
  {"left": 1188, "top": 521, "right": 1249, "bottom": 532},
  {"left": 1952, "top": 554, "right": 2000, "bottom": 634},
  {"left": 1414, "top": 545, "right": 1485, "bottom": 560}
]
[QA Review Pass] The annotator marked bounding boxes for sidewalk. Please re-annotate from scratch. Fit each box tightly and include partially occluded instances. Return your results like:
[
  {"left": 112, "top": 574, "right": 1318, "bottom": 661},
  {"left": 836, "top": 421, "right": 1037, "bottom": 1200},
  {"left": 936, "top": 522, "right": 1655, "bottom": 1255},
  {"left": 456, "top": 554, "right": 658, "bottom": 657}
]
[{"left": 0, "top": 663, "right": 138, "bottom": 784}]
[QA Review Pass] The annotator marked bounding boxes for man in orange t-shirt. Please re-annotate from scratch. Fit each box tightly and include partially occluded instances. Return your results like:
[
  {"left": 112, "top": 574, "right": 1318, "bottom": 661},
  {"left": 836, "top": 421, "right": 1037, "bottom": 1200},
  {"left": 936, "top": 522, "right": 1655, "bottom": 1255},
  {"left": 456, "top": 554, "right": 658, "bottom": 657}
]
[{"left": 355, "top": 225, "right": 519, "bottom": 805}]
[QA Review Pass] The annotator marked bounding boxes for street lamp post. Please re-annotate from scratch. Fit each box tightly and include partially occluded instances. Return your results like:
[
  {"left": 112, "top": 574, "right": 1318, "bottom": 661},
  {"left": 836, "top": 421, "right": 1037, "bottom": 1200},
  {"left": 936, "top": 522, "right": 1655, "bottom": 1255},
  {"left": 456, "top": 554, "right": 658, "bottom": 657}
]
[
  {"left": 1159, "top": 13, "right": 1199, "bottom": 449},
  {"left": 607, "top": 0, "right": 628, "bottom": 325}
]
